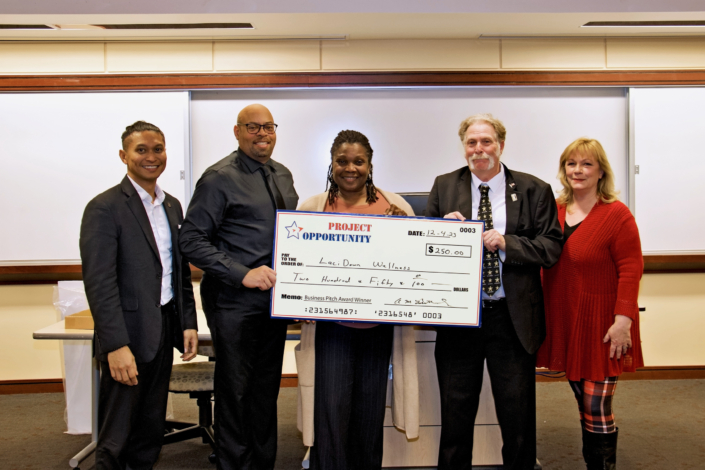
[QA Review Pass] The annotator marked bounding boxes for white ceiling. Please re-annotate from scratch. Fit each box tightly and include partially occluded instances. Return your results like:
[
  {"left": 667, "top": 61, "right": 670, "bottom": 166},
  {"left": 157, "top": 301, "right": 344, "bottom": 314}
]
[
  {"left": 1, "top": 1, "right": 705, "bottom": 40},
  {"left": 3, "top": 0, "right": 705, "bottom": 15}
]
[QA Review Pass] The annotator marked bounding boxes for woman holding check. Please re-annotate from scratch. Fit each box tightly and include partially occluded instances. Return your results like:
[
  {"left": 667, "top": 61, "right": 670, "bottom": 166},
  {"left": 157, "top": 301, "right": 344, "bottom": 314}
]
[
  {"left": 537, "top": 138, "right": 644, "bottom": 470},
  {"left": 296, "top": 130, "right": 418, "bottom": 470}
]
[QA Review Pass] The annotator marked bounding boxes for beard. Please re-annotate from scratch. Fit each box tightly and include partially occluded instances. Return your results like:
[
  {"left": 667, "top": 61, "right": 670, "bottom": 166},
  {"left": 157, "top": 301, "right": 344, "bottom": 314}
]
[
  {"left": 251, "top": 139, "right": 274, "bottom": 158},
  {"left": 468, "top": 152, "right": 499, "bottom": 171}
]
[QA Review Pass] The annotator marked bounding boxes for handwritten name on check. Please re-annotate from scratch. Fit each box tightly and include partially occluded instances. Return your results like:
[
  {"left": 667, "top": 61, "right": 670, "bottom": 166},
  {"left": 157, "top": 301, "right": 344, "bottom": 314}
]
[{"left": 271, "top": 211, "right": 485, "bottom": 327}]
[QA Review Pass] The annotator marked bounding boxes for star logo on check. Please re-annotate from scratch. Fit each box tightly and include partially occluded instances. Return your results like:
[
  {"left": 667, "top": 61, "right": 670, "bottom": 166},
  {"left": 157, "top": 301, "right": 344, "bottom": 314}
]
[{"left": 285, "top": 221, "right": 304, "bottom": 239}]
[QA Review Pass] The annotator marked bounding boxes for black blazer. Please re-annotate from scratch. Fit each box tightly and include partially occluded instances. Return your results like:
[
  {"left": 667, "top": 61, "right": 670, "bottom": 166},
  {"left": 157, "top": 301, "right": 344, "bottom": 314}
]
[
  {"left": 426, "top": 164, "right": 563, "bottom": 354},
  {"left": 80, "top": 176, "right": 197, "bottom": 363}
]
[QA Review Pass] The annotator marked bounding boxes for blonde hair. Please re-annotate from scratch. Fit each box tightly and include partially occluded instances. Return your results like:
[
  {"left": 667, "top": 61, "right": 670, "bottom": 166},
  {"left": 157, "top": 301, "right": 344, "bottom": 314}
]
[
  {"left": 458, "top": 113, "right": 506, "bottom": 144},
  {"left": 557, "top": 137, "right": 619, "bottom": 206}
]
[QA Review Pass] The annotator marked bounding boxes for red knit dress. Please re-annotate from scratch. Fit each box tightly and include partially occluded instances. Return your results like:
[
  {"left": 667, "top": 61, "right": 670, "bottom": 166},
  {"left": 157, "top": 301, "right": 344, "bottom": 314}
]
[{"left": 536, "top": 200, "right": 644, "bottom": 382}]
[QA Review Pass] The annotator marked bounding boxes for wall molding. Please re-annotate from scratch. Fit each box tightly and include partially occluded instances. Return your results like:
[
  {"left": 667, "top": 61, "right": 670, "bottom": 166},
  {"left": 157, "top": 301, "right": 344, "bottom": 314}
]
[
  {"left": 0, "top": 265, "right": 82, "bottom": 284},
  {"left": 3, "top": 367, "right": 704, "bottom": 393},
  {"left": 1, "top": 70, "right": 705, "bottom": 91},
  {"left": 0, "top": 376, "right": 298, "bottom": 394},
  {"left": 3, "top": 256, "right": 704, "bottom": 283},
  {"left": 642, "top": 255, "right": 705, "bottom": 273},
  {"left": 0, "top": 378, "right": 64, "bottom": 395},
  {"left": 536, "top": 366, "right": 705, "bottom": 382}
]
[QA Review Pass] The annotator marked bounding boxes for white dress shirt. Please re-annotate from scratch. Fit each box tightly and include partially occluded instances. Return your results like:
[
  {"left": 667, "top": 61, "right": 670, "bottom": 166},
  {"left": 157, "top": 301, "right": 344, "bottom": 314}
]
[
  {"left": 128, "top": 176, "right": 174, "bottom": 305},
  {"left": 470, "top": 165, "right": 507, "bottom": 300}
]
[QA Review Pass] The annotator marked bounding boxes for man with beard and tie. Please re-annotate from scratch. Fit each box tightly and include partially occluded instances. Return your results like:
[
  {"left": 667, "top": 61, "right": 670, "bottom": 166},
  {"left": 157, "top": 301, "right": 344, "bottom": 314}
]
[
  {"left": 426, "top": 113, "right": 562, "bottom": 470},
  {"left": 179, "top": 104, "right": 298, "bottom": 470}
]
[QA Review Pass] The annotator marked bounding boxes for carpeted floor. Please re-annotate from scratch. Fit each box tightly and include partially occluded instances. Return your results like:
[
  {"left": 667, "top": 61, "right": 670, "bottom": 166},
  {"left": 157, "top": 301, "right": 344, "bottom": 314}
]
[
  {"left": 536, "top": 379, "right": 705, "bottom": 469},
  {"left": 0, "top": 379, "right": 703, "bottom": 469}
]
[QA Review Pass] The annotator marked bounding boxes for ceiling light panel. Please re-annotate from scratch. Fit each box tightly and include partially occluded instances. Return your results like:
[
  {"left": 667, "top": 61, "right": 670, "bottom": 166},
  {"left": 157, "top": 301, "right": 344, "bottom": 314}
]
[
  {"left": 95, "top": 23, "right": 254, "bottom": 30},
  {"left": 584, "top": 21, "right": 705, "bottom": 27},
  {"left": 0, "top": 24, "right": 55, "bottom": 30}
]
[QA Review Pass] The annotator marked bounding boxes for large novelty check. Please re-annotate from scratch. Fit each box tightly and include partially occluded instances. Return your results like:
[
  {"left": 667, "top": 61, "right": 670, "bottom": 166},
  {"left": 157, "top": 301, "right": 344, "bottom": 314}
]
[{"left": 271, "top": 211, "right": 485, "bottom": 327}]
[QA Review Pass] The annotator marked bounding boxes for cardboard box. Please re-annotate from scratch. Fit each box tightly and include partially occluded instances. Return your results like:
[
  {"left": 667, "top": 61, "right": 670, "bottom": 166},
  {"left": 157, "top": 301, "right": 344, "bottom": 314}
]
[{"left": 65, "top": 309, "right": 94, "bottom": 330}]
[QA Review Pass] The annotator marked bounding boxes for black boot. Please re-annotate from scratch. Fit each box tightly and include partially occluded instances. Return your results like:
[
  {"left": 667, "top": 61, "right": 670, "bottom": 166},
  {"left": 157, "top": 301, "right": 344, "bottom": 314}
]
[{"left": 582, "top": 427, "right": 618, "bottom": 469}]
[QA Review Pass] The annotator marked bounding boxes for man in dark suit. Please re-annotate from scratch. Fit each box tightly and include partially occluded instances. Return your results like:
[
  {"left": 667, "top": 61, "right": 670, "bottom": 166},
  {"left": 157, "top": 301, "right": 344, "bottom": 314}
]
[
  {"left": 80, "top": 121, "right": 198, "bottom": 470},
  {"left": 426, "top": 114, "right": 562, "bottom": 470},
  {"left": 180, "top": 104, "right": 298, "bottom": 470}
]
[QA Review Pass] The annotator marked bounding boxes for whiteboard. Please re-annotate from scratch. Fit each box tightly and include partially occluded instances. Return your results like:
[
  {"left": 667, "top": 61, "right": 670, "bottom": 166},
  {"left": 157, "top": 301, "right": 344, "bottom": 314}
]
[
  {"left": 631, "top": 87, "right": 705, "bottom": 254},
  {"left": 191, "top": 87, "right": 628, "bottom": 209},
  {"left": 0, "top": 92, "right": 190, "bottom": 265}
]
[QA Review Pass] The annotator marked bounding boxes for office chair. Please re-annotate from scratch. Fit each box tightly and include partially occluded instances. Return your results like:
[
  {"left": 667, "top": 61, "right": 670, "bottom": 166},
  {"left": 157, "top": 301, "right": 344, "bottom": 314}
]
[
  {"left": 164, "top": 341, "right": 217, "bottom": 464},
  {"left": 397, "top": 192, "right": 429, "bottom": 216}
]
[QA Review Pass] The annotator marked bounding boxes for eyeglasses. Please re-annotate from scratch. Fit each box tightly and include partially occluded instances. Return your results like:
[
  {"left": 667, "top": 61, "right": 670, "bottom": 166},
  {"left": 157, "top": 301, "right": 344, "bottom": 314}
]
[{"left": 238, "top": 122, "right": 278, "bottom": 134}]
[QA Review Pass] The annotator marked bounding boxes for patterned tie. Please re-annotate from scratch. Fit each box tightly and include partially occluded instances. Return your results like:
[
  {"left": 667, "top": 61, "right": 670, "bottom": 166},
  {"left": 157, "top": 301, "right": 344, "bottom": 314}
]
[{"left": 478, "top": 185, "right": 501, "bottom": 296}]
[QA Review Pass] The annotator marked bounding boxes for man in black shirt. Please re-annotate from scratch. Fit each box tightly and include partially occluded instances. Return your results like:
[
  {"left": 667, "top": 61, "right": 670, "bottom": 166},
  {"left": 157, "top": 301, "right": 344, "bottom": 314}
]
[{"left": 180, "top": 104, "right": 298, "bottom": 470}]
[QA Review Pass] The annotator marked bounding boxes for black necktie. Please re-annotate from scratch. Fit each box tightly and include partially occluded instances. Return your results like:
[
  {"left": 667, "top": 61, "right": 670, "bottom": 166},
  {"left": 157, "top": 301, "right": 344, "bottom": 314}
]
[
  {"left": 259, "top": 165, "right": 286, "bottom": 211},
  {"left": 478, "top": 185, "right": 501, "bottom": 296}
]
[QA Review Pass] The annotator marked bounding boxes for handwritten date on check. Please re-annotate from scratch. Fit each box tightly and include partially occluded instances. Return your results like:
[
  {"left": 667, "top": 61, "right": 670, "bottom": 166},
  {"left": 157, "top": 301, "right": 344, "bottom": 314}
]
[{"left": 271, "top": 211, "right": 485, "bottom": 327}]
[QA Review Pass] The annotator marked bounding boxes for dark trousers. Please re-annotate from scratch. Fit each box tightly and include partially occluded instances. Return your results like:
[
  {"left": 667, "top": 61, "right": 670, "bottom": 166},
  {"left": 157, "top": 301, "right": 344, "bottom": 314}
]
[
  {"left": 96, "top": 307, "right": 174, "bottom": 470},
  {"left": 309, "top": 322, "right": 394, "bottom": 470},
  {"left": 202, "top": 283, "right": 288, "bottom": 470},
  {"left": 435, "top": 301, "right": 537, "bottom": 470}
]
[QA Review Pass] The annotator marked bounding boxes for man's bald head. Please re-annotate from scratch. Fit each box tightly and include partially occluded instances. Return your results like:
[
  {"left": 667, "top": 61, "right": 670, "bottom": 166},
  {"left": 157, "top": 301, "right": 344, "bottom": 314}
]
[
  {"left": 237, "top": 104, "right": 273, "bottom": 124},
  {"left": 234, "top": 104, "right": 277, "bottom": 163}
]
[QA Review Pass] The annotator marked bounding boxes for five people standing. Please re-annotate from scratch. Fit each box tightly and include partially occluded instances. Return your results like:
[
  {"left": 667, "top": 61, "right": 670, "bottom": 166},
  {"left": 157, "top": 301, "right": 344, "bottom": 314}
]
[{"left": 81, "top": 107, "right": 642, "bottom": 470}]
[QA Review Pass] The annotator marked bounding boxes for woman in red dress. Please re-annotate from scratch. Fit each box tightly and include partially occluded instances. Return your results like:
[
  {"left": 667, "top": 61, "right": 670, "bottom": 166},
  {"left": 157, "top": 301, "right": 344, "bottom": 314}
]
[{"left": 537, "top": 138, "right": 643, "bottom": 470}]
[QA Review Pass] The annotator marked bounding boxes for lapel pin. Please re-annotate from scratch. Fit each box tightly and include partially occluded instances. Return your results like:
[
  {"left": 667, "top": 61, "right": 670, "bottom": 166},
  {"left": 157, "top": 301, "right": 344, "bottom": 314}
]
[
  {"left": 511, "top": 194, "right": 518, "bottom": 202},
  {"left": 167, "top": 202, "right": 172, "bottom": 208},
  {"left": 509, "top": 182, "right": 516, "bottom": 188}
]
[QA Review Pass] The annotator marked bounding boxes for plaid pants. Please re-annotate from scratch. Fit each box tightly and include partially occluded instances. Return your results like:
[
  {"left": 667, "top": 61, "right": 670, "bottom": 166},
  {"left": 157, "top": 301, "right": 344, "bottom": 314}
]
[{"left": 569, "top": 377, "right": 618, "bottom": 433}]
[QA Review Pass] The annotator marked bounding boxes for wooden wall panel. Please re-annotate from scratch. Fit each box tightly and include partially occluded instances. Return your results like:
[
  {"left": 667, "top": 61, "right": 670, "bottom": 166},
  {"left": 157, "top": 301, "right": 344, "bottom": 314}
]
[
  {"left": 2, "top": 70, "right": 705, "bottom": 92},
  {"left": 4, "top": 255, "right": 704, "bottom": 283}
]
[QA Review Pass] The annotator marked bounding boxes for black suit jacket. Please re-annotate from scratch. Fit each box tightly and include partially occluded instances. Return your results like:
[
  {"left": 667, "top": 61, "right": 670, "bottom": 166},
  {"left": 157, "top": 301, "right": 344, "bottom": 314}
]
[
  {"left": 426, "top": 164, "right": 562, "bottom": 354},
  {"left": 80, "top": 176, "right": 198, "bottom": 363}
]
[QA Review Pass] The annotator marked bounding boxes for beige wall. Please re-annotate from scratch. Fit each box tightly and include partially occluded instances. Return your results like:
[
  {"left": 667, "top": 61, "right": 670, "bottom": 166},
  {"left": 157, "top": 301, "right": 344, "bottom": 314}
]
[
  {"left": 638, "top": 273, "right": 705, "bottom": 367},
  {"left": 0, "top": 283, "right": 205, "bottom": 382},
  {"left": 0, "top": 37, "right": 705, "bottom": 74},
  {"left": 0, "top": 285, "right": 62, "bottom": 381},
  {"left": 1, "top": 273, "right": 703, "bottom": 381}
]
